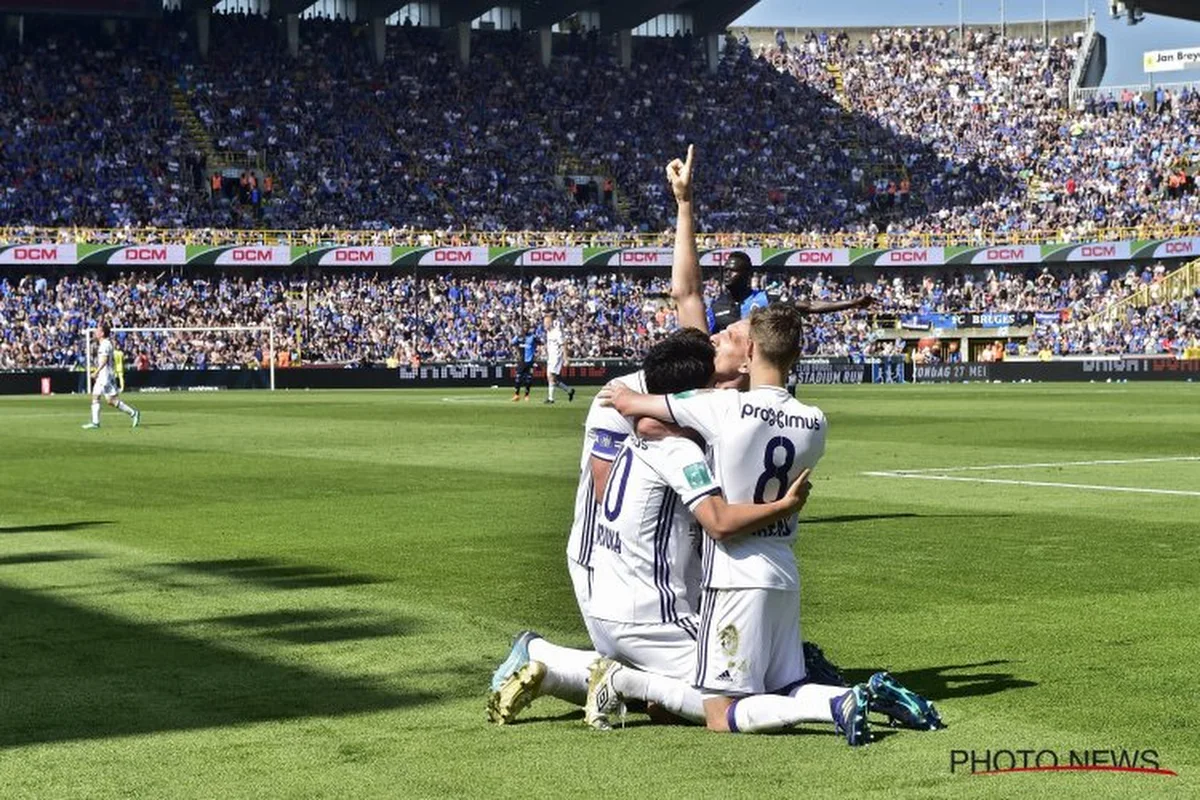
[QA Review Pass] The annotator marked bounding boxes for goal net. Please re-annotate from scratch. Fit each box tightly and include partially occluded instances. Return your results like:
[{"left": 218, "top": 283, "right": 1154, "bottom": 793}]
[{"left": 83, "top": 326, "right": 277, "bottom": 391}]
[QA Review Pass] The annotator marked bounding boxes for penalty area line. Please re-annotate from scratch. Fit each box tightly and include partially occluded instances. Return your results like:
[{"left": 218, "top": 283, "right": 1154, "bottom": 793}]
[
  {"left": 862, "top": 472, "right": 1200, "bottom": 498},
  {"left": 874, "top": 456, "right": 1200, "bottom": 475}
]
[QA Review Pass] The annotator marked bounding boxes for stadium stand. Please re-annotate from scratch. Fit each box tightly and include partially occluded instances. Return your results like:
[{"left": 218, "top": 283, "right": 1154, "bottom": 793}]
[
  {"left": 2, "top": 16, "right": 1199, "bottom": 242},
  {"left": 1, "top": 15, "right": 1198, "bottom": 371},
  {"left": 2, "top": 267, "right": 1196, "bottom": 369}
]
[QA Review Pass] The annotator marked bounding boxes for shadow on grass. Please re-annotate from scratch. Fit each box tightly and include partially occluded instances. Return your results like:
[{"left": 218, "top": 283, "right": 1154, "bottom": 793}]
[
  {"left": 213, "top": 609, "right": 357, "bottom": 628},
  {"left": 262, "top": 622, "right": 417, "bottom": 645},
  {"left": 507, "top": 706, "right": 899, "bottom": 741},
  {"left": 0, "top": 551, "right": 101, "bottom": 566},
  {"left": 203, "top": 608, "right": 421, "bottom": 646},
  {"left": 0, "top": 584, "right": 432, "bottom": 748},
  {"left": 0, "top": 521, "right": 114, "bottom": 535},
  {"left": 161, "top": 557, "right": 382, "bottom": 590},
  {"left": 844, "top": 660, "right": 1037, "bottom": 701},
  {"left": 508, "top": 708, "right": 585, "bottom": 725}
]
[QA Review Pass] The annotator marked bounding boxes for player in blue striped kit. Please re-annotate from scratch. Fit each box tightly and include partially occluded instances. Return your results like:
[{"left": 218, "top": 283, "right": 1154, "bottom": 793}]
[{"left": 511, "top": 326, "right": 538, "bottom": 402}]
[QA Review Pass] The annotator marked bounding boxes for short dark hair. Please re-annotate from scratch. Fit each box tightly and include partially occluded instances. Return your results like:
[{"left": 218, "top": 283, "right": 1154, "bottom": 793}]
[
  {"left": 641, "top": 328, "right": 715, "bottom": 394},
  {"left": 97, "top": 322, "right": 111, "bottom": 336},
  {"left": 725, "top": 251, "right": 752, "bottom": 273}
]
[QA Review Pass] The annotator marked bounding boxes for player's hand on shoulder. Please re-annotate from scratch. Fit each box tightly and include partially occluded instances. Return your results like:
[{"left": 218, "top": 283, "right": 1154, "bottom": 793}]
[{"left": 783, "top": 468, "right": 813, "bottom": 512}]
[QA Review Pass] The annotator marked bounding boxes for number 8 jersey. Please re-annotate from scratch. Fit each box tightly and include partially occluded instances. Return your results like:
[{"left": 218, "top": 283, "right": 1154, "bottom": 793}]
[{"left": 664, "top": 386, "right": 827, "bottom": 591}]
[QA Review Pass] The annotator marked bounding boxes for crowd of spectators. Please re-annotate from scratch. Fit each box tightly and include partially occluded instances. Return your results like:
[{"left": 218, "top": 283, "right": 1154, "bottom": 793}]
[
  {"left": 2, "top": 16, "right": 1199, "bottom": 244},
  {"left": 2, "top": 266, "right": 1195, "bottom": 370},
  {"left": 764, "top": 26, "right": 1200, "bottom": 243},
  {"left": 1, "top": 16, "right": 1197, "bottom": 369},
  {"left": 0, "top": 25, "right": 196, "bottom": 228}
]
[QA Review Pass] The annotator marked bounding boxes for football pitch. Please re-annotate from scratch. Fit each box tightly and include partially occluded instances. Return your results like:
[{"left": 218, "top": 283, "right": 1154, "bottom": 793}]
[{"left": 1, "top": 384, "right": 1197, "bottom": 799}]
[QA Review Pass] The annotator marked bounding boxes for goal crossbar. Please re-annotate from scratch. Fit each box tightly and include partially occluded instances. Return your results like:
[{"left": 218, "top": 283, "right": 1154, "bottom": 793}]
[{"left": 84, "top": 325, "right": 276, "bottom": 390}]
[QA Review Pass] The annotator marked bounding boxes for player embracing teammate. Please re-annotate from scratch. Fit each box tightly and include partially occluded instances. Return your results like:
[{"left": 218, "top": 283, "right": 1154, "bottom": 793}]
[
  {"left": 487, "top": 146, "right": 940, "bottom": 745},
  {"left": 591, "top": 304, "right": 941, "bottom": 741}
]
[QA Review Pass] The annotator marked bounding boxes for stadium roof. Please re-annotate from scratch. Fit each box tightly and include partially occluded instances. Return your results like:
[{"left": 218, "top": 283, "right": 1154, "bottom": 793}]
[
  {"left": 181, "top": 0, "right": 753, "bottom": 33},
  {"left": 1137, "top": 1, "right": 1200, "bottom": 23},
  {"left": 522, "top": 0, "right": 755, "bottom": 35},
  {"left": 372, "top": 0, "right": 755, "bottom": 34}
]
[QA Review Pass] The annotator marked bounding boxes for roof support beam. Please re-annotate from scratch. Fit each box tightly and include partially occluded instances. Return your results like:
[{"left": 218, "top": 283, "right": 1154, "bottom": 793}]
[
  {"left": 599, "top": 0, "right": 683, "bottom": 34},
  {"left": 520, "top": 0, "right": 582, "bottom": 30},
  {"left": 689, "top": 0, "right": 755, "bottom": 35},
  {"left": 439, "top": 0, "right": 498, "bottom": 27}
]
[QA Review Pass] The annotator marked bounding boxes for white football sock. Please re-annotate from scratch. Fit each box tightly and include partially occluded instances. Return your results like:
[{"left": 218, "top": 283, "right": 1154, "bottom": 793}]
[
  {"left": 115, "top": 400, "right": 136, "bottom": 416},
  {"left": 90, "top": 401, "right": 100, "bottom": 425},
  {"left": 610, "top": 666, "right": 705, "bottom": 723},
  {"left": 729, "top": 684, "right": 847, "bottom": 733},
  {"left": 527, "top": 638, "right": 595, "bottom": 705},
  {"left": 547, "top": 383, "right": 555, "bottom": 401},
  {"left": 785, "top": 682, "right": 847, "bottom": 722}
]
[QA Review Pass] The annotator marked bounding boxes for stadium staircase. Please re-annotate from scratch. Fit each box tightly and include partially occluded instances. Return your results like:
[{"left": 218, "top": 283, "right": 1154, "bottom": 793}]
[
  {"left": 172, "top": 83, "right": 270, "bottom": 194},
  {"left": 556, "top": 149, "right": 632, "bottom": 227},
  {"left": 170, "top": 85, "right": 220, "bottom": 172},
  {"left": 825, "top": 62, "right": 850, "bottom": 110},
  {"left": 406, "top": 155, "right": 458, "bottom": 220},
  {"left": 821, "top": 58, "right": 912, "bottom": 213},
  {"left": 1102, "top": 258, "right": 1200, "bottom": 319}
]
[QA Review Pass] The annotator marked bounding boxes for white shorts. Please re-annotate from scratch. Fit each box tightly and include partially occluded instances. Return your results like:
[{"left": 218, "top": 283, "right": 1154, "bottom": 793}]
[
  {"left": 568, "top": 558, "right": 603, "bottom": 645},
  {"left": 695, "top": 588, "right": 803, "bottom": 695},
  {"left": 585, "top": 615, "right": 700, "bottom": 682},
  {"left": 91, "top": 369, "right": 118, "bottom": 398},
  {"left": 548, "top": 355, "right": 565, "bottom": 376}
]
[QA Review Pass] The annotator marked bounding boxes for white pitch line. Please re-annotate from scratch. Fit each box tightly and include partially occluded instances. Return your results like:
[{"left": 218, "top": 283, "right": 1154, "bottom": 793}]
[
  {"left": 862, "top": 472, "right": 1200, "bottom": 498},
  {"left": 875, "top": 456, "right": 1200, "bottom": 475}
]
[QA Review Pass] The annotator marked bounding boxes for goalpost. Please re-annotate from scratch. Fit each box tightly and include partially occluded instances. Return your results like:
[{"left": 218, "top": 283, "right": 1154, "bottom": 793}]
[{"left": 84, "top": 326, "right": 276, "bottom": 391}]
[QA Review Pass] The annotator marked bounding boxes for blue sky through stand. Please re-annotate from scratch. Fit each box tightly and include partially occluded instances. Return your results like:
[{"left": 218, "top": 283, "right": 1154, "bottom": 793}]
[{"left": 734, "top": 0, "right": 1200, "bottom": 86}]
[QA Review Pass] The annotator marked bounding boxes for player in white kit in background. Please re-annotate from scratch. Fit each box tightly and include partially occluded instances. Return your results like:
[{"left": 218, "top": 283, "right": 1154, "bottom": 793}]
[
  {"left": 543, "top": 312, "right": 575, "bottom": 405},
  {"left": 82, "top": 323, "right": 140, "bottom": 430}
]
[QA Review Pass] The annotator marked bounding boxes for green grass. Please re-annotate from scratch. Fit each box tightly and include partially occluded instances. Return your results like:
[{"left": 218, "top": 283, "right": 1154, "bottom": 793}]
[{"left": 1, "top": 384, "right": 1198, "bottom": 799}]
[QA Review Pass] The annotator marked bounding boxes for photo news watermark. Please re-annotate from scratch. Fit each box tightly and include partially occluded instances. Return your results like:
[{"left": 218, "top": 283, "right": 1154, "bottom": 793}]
[{"left": 950, "top": 749, "right": 1177, "bottom": 777}]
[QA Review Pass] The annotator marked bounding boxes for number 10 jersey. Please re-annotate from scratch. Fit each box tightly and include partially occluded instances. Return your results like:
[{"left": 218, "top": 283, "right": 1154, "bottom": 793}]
[{"left": 664, "top": 386, "right": 827, "bottom": 591}]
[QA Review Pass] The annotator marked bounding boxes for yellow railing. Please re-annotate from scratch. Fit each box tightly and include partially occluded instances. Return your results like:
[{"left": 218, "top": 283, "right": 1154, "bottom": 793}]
[
  {"left": 212, "top": 150, "right": 266, "bottom": 173},
  {"left": 1103, "top": 259, "right": 1200, "bottom": 320},
  {"left": 2, "top": 223, "right": 1199, "bottom": 250}
]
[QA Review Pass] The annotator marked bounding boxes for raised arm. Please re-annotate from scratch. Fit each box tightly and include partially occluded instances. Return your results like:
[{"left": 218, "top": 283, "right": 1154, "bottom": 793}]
[
  {"left": 795, "top": 295, "right": 874, "bottom": 315},
  {"left": 691, "top": 469, "right": 813, "bottom": 541},
  {"left": 667, "top": 145, "right": 708, "bottom": 333}
]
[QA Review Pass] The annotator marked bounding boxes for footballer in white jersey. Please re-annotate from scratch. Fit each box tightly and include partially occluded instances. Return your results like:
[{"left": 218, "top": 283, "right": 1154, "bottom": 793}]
[
  {"left": 94, "top": 338, "right": 118, "bottom": 399},
  {"left": 542, "top": 312, "right": 575, "bottom": 404},
  {"left": 82, "top": 323, "right": 140, "bottom": 430},
  {"left": 586, "top": 427, "right": 814, "bottom": 685},
  {"left": 598, "top": 301, "right": 943, "bottom": 739},
  {"left": 584, "top": 435, "right": 713, "bottom": 679},
  {"left": 665, "top": 386, "right": 826, "bottom": 592},
  {"left": 665, "top": 385, "right": 824, "bottom": 695},
  {"left": 604, "top": 307, "right": 829, "bottom": 698},
  {"left": 582, "top": 330, "right": 810, "bottom": 684},
  {"left": 566, "top": 368, "right": 644, "bottom": 635}
]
